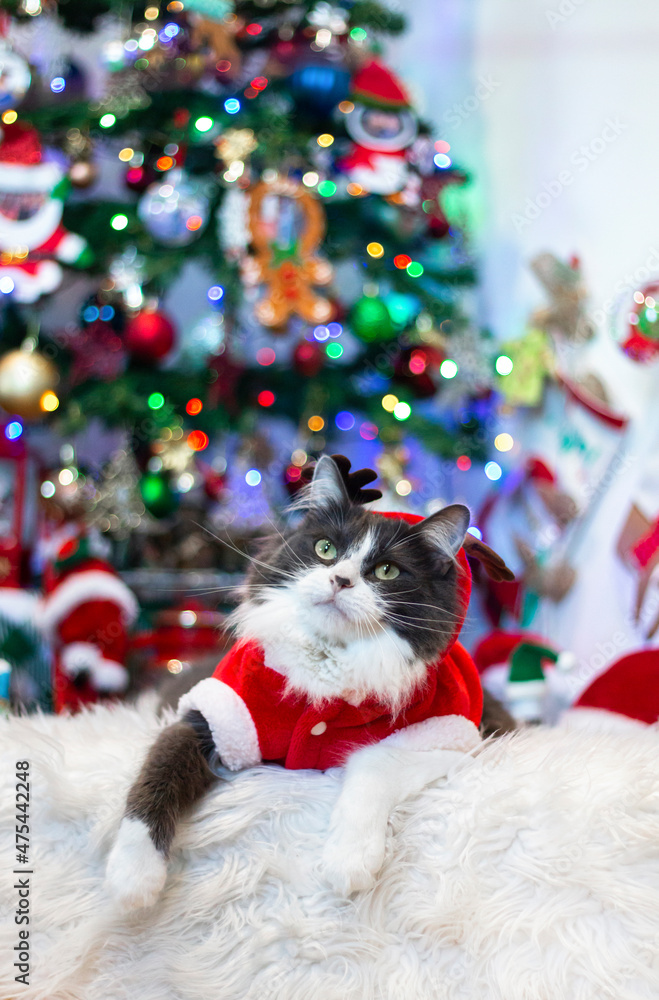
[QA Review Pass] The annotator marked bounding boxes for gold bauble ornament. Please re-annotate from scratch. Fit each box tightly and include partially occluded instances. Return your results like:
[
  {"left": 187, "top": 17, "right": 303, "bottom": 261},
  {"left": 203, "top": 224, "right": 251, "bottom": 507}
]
[{"left": 0, "top": 349, "right": 59, "bottom": 420}]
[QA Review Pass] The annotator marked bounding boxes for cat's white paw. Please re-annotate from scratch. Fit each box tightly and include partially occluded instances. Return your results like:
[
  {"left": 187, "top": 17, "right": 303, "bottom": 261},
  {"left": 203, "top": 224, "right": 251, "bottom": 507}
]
[
  {"left": 322, "top": 823, "right": 386, "bottom": 896},
  {"left": 105, "top": 817, "right": 167, "bottom": 911}
]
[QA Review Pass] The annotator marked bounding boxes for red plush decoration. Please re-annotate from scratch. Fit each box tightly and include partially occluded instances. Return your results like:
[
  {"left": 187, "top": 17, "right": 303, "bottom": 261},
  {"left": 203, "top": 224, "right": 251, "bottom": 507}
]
[
  {"left": 293, "top": 340, "right": 324, "bottom": 378},
  {"left": 473, "top": 629, "right": 539, "bottom": 676},
  {"left": 124, "top": 309, "right": 176, "bottom": 362},
  {"left": 40, "top": 533, "right": 138, "bottom": 713},
  {"left": 574, "top": 649, "right": 659, "bottom": 726}
]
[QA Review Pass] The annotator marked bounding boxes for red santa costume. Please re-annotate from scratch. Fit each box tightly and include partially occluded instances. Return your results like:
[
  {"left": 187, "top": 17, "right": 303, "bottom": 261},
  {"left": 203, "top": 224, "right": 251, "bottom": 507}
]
[
  {"left": 39, "top": 531, "right": 138, "bottom": 713},
  {"left": 178, "top": 511, "right": 483, "bottom": 771},
  {"left": 0, "top": 121, "right": 88, "bottom": 302}
]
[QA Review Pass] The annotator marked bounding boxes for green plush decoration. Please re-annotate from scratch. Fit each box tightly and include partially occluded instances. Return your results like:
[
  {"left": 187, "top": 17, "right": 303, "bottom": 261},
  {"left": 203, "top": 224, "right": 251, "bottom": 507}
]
[{"left": 508, "top": 642, "right": 558, "bottom": 684}]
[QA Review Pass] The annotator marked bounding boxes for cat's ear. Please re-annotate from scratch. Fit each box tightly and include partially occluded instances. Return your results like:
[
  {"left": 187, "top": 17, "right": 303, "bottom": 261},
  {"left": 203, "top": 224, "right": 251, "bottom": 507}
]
[
  {"left": 414, "top": 504, "right": 471, "bottom": 570},
  {"left": 301, "top": 455, "right": 350, "bottom": 510}
]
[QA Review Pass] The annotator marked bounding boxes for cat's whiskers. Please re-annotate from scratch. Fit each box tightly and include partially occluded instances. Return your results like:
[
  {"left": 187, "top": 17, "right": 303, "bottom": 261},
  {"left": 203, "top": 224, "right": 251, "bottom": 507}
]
[
  {"left": 261, "top": 515, "right": 307, "bottom": 571},
  {"left": 361, "top": 606, "right": 411, "bottom": 668},
  {"left": 384, "top": 614, "right": 456, "bottom": 637},
  {"left": 393, "top": 600, "right": 462, "bottom": 620},
  {"left": 192, "top": 521, "right": 298, "bottom": 582},
  {"left": 359, "top": 607, "right": 390, "bottom": 669}
]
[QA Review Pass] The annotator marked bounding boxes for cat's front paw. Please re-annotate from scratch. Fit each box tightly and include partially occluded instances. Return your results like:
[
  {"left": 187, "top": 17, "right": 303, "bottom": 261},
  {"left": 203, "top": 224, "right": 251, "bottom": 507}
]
[
  {"left": 105, "top": 817, "right": 167, "bottom": 911},
  {"left": 322, "top": 823, "right": 386, "bottom": 896}
]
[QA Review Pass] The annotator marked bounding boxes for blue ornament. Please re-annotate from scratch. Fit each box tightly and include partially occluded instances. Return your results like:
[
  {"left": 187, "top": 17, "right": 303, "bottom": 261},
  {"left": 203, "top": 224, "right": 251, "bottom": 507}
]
[{"left": 289, "top": 64, "right": 350, "bottom": 114}]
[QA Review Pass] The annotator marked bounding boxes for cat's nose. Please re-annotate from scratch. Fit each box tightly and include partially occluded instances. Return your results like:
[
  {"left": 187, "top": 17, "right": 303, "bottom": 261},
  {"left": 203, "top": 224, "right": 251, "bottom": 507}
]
[{"left": 331, "top": 573, "right": 354, "bottom": 590}]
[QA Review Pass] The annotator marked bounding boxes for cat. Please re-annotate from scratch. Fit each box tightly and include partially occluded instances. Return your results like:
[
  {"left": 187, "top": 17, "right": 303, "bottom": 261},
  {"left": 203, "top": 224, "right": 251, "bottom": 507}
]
[{"left": 106, "top": 455, "right": 513, "bottom": 908}]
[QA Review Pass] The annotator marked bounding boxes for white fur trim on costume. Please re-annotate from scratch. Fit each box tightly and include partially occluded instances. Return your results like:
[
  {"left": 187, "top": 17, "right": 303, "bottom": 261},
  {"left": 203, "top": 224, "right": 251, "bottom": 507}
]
[
  {"left": 0, "top": 587, "right": 39, "bottom": 625},
  {"left": 177, "top": 677, "right": 261, "bottom": 771},
  {"left": 61, "top": 642, "right": 100, "bottom": 677},
  {"left": 105, "top": 817, "right": 167, "bottom": 911},
  {"left": 40, "top": 570, "right": 139, "bottom": 635},
  {"left": 0, "top": 261, "right": 62, "bottom": 302},
  {"left": 55, "top": 231, "right": 86, "bottom": 263},
  {"left": 0, "top": 196, "right": 63, "bottom": 250},
  {"left": 384, "top": 714, "right": 481, "bottom": 753},
  {"left": 60, "top": 642, "right": 128, "bottom": 692},
  {"left": 0, "top": 161, "right": 62, "bottom": 193},
  {"left": 91, "top": 658, "right": 129, "bottom": 693}
]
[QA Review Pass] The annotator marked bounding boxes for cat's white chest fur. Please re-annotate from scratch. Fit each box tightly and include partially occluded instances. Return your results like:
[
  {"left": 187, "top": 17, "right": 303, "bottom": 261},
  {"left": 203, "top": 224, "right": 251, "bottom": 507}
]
[{"left": 233, "top": 587, "right": 428, "bottom": 709}]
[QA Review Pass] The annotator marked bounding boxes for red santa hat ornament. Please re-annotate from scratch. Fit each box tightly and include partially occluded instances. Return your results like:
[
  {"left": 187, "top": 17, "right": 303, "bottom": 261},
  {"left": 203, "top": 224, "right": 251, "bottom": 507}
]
[
  {"left": 351, "top": 58, "right": 411, "bottom": 109},
  {"left": 0, "top": 121, "right": 61, "bottom": 192}
]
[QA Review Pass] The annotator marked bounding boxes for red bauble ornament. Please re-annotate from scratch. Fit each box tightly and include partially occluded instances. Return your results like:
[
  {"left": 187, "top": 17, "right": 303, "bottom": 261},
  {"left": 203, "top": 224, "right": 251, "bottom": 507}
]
[
  {"left": 393, "top": 345, "right": 444, "bottom": 398},
  {"left": 208, "top": 351, "right": 245, "bottom": 414},
  {"left": 125, "top": 163, "right": 156, "bottom": 193},
  {"left": 293, "top": 340, "right": 324, "bottom": 378},
  {"left": 283, "top": 462, "right": 312, "bottom": 497},
  {"left": 124, "top": 309, "right": 176, "bottom": 362}
]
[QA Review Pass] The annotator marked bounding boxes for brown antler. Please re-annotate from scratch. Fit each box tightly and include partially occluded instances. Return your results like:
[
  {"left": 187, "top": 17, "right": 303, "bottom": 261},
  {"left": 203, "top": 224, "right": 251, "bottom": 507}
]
[{"left": 331, "top": 454, "right": 382, "bottom": 504}]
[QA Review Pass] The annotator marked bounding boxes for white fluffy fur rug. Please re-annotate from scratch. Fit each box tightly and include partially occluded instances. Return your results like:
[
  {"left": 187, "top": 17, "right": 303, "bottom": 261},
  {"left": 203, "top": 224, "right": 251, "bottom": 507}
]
[{"left": 1, "top": 702, "right": 659, "bottom": 1000}]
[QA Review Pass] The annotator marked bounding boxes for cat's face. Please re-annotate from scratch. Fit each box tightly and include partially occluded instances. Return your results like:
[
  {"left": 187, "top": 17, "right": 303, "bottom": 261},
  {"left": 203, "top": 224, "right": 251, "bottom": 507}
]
[{"left": 240, "top": 457, "right": 471, "bottom": 666}]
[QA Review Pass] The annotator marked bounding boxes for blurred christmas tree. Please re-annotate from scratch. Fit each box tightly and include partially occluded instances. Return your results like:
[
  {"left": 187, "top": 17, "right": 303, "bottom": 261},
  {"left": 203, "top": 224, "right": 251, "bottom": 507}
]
[{"left": 0, "top": 0, "right": 498, "bottom": 597}]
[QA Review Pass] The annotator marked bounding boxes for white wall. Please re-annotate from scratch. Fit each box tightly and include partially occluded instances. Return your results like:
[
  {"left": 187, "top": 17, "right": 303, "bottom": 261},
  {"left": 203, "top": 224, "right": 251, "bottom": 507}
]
[{"left": 394, "top": 0, "right": 659, "bottom": 675}]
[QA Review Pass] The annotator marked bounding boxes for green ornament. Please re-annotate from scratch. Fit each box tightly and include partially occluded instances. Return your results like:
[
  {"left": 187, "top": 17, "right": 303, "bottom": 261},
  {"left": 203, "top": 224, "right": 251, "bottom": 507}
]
[
  {"left": 350, "top": 295, "right": 395, "bottom": 343},
  {"left": 140, "top": 472, "right": 178, "bottom": 519}
]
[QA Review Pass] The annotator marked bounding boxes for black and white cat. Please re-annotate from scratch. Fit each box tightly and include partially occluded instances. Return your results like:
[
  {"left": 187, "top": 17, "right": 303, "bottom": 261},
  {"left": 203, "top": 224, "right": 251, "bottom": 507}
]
[{"left": 106, "top": 455, "right": 513, "bottom": 908}]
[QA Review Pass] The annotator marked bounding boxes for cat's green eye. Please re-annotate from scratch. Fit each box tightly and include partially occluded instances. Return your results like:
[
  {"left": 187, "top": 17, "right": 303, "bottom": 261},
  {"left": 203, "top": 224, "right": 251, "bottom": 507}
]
[
  {"left": 374, "top": 562, "right": 400, "bottom": 581},
  {"left": 315, "top": 538, "right": 338, "bottom": 561}
]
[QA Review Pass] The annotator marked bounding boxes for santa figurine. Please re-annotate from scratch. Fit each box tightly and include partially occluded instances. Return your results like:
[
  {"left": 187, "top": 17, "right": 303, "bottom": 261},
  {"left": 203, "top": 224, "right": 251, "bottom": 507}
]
[
  {"left": 37, "top": 476, "right": 137, "bottom": 714},
  {"left": 339, "top": 59, "right": 418, "bottom": 196},
  {"left": 0, "top": 121, "right": 90, "bottom": 302}
]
